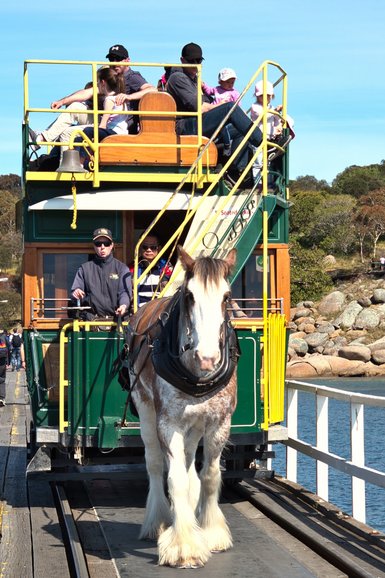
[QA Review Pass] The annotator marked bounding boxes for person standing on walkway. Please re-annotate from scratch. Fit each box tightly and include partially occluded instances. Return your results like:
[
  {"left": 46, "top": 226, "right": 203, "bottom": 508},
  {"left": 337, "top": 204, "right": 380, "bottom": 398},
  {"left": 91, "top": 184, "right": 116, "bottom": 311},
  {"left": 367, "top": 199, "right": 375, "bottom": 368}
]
[
  {"left": 10, "top": 327, "right": 23, "bottom": 372},
  {"left": 0, "top": 328, "right": 8, "bottom": 406}
]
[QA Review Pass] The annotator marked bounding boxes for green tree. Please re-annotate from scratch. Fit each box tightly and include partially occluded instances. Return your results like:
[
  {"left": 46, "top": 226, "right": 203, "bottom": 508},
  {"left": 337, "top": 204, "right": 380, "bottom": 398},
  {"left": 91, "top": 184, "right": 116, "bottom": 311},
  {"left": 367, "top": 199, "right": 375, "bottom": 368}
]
[
  {"left": 289, "top": 175, "right": 331, "bottom": 193},
  {"left": 290, "top": 241, "right": 333, "bottom": 304},
  {"left": 354, "top": 188, "right": 385, "bottom": 257},
  {"left": 0, "top": 289, "right": 21, "bottom": 328},
  {"left": 307, "top": 194, "right": 357, "bottom": 255},
  {"left": 333, "top": 164, "right": 385, "bottom": 198},
  {"left": 289, "top": 190, "right": 325, "bottom": 245}
]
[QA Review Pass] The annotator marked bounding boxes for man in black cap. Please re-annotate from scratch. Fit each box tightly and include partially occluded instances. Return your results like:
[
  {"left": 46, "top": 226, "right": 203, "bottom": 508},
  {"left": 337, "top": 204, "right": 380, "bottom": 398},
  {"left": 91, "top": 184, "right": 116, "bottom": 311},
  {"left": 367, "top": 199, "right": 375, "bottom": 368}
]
[
  {"left": 47, "top": 44, "right": 155, "bottom": 134},
  {"left": 71, "top": 228, "right": 132, "bottom": 320},
  {"left": 166, "top": 42, "right": 263, "bottom": 179}
]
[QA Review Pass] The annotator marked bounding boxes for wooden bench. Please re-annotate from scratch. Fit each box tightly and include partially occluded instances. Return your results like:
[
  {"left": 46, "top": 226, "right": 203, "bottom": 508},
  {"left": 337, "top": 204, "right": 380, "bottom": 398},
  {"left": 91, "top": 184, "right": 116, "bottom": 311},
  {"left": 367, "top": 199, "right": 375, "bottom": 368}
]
[{"left": 99, "top": 92, "right": 218, "bottom": 167}]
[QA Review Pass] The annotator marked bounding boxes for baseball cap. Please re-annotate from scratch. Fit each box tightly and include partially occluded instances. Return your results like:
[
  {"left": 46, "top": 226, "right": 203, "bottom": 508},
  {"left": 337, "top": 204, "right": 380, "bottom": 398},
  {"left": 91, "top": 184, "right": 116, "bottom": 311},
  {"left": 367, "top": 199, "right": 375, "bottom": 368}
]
[
  {"left": 255, "top": 80, "right": 274, "bottom": 96},
  {"left": 218, "top": 68, "right": 237, "bottom": 82},
  {"left": 181, "top": 42, "right": 204, "bottom": 61},
  {"left": 92, "top": 228, "right": 113, "bottom": 242},
  {"left": 105, "top": 44, "right": 129, "bottom": 60}
]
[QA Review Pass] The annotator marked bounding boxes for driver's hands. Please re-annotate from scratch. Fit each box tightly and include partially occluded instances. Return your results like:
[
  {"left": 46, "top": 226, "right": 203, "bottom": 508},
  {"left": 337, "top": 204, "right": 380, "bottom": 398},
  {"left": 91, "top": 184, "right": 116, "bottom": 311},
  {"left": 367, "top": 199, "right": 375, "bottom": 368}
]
[
  {"left": 115, "top": 304, "right": 128, "bottom": 316},
  {"left": 72, "top": 288, "right": 86, "bottom": 300}
]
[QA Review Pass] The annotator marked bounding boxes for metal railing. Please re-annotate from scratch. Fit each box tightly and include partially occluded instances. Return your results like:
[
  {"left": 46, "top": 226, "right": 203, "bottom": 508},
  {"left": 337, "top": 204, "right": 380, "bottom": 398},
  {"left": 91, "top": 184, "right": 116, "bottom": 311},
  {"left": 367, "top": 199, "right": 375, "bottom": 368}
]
[
  {"left": 30, "top": 297, "right": 90, "bottom": 321},
  {"left": 282, "top": 380, "right": 385, "bottom": 525}
]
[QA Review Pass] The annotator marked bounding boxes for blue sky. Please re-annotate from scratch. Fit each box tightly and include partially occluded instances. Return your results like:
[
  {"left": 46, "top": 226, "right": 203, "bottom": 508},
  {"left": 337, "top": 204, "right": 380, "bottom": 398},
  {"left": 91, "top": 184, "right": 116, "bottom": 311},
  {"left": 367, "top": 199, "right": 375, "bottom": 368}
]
[{"left": 1, "top": 0, "right": 384, "bottom": 184}]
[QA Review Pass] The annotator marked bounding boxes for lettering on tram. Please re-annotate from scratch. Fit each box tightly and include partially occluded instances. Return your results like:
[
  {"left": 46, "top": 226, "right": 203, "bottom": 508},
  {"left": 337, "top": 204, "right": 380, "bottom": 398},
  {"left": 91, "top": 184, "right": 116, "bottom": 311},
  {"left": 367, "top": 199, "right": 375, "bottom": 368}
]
[{"left": 21, "top": 41, "right": 292, "bottom": 567}]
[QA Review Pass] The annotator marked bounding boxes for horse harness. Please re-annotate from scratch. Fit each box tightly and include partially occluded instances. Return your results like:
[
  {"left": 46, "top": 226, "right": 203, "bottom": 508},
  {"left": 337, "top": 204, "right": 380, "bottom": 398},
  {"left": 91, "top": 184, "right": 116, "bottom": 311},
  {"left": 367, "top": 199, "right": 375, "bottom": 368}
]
[{"left": 118, "top": 287, "right": 240, "bottom": 409}]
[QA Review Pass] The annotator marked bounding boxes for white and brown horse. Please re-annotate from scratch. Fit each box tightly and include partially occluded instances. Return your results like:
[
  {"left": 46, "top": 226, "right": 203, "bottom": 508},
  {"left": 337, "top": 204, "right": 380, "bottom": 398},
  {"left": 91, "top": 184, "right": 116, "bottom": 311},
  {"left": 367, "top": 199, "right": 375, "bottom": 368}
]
[{"left": 127, "top": 246, "right": 239, "bottom": 568}]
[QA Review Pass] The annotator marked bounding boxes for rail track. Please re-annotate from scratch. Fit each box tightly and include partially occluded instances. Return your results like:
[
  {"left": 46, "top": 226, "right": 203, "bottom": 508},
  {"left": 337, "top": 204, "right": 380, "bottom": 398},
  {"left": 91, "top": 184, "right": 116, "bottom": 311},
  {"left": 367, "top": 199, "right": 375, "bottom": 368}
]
[{"left": 32, "top": 471, "right": 385, "bottom": 578}]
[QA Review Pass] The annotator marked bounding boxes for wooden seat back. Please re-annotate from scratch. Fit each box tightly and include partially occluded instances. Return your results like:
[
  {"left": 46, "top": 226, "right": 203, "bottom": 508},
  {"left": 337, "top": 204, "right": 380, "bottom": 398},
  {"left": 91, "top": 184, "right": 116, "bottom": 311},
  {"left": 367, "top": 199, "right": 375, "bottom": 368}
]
[{"left": 99, "top": 92, "right": 217, "bottom": 167}]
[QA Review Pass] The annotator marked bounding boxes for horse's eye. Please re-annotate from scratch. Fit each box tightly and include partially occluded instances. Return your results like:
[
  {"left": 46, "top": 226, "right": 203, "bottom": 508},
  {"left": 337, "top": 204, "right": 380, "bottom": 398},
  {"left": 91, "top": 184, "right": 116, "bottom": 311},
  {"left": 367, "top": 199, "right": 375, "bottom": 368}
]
[{"left": 185, "top": 290, "right": 194, "bottom": 304}]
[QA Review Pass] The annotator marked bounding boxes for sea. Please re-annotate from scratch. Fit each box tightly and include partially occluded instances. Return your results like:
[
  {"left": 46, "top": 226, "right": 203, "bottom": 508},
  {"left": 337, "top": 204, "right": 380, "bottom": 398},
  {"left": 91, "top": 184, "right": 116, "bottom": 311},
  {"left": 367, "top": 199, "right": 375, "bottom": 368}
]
[{"left": 273, "top": 378, "right": 385, "bottom": 534}]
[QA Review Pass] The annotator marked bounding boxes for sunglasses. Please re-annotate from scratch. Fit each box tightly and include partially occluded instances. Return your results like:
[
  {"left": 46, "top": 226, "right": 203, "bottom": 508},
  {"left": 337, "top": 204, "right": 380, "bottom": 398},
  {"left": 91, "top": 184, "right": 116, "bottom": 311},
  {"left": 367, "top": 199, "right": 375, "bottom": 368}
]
[
  {"left": 108, "top": 56, "right": 123, "bottom": 62},
  {"left": 186, "top": 58, "right": 203, "bottom": 64},
  {"left": 142, "top": 244, "right": 158, "bottom": 251},
  {"left": 94, "top": 240, "right": 112, "bottom": 247}
]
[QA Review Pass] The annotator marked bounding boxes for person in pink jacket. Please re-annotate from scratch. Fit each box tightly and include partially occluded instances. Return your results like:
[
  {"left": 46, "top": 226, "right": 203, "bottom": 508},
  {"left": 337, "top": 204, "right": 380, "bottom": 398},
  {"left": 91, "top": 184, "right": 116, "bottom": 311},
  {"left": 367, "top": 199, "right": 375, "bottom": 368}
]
[{"left": 202, "top": 67, "right": 240, "bottom": 105}]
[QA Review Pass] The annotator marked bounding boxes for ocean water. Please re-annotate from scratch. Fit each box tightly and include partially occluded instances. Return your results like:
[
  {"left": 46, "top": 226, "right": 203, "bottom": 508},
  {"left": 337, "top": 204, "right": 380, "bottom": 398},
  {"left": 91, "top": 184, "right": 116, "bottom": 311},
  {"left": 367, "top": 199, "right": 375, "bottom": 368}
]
[{"left": 273, "top": 378, "right": 385, "bottom": 533}]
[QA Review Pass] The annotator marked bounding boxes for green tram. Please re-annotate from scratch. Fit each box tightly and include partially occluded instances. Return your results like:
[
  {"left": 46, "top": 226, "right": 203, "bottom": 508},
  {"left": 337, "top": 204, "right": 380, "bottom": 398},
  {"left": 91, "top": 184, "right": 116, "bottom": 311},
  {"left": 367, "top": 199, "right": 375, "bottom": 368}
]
[{"left": 21, "top": 57, "right": 291, "bottom": 475}]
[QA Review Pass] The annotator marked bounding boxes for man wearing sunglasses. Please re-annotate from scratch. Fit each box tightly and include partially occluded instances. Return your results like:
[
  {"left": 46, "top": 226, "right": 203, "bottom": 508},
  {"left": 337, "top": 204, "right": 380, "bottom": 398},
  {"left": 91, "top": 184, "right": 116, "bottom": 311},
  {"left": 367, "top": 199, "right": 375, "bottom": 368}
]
[
  {"left": 47, "top": 44, "right": 155, "bottom": 135},
  {"left": 71, "top": 228, "right": 132, "bottom": 320},
  {"left": 166, "top": 42, "right": 263, "bottom": 181}
]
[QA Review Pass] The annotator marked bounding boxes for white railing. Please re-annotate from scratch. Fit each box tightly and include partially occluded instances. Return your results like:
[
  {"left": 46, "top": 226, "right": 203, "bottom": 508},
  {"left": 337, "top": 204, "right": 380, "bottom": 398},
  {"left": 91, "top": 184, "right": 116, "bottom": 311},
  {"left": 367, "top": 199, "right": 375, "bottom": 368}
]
[{"left": 282, "top": 380, "right": 385, "bottom": 524}]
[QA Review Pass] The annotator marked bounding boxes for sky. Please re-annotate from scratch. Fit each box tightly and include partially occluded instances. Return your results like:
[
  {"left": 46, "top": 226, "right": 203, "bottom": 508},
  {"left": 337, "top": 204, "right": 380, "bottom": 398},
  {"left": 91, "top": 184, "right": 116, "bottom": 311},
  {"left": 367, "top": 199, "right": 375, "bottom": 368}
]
[{"left": 1, "top": 0, "right": 384, "bottom": 185}]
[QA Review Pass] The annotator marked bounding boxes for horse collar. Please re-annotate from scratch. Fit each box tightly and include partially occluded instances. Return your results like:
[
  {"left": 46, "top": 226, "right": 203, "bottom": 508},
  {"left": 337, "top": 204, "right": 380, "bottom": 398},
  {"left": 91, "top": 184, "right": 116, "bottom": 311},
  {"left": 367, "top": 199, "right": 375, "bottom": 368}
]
[{"left": 151, "top": 288, "right": 239, "bottom": 397}]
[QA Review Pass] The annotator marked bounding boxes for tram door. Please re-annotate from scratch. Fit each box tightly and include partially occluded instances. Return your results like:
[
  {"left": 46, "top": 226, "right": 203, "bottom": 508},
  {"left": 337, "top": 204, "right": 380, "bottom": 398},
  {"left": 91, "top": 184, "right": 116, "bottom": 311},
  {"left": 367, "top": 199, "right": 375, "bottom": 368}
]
[{"left": 231, "top": 249, "right": 274, "bottom": 318}]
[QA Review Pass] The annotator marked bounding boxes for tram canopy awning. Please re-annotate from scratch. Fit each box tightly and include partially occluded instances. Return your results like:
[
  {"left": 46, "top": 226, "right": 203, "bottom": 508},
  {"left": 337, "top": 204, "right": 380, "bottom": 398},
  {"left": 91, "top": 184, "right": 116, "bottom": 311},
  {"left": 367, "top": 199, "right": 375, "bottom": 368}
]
[{"left": 28, "top": 190, "right": 200, "bottom": 211}]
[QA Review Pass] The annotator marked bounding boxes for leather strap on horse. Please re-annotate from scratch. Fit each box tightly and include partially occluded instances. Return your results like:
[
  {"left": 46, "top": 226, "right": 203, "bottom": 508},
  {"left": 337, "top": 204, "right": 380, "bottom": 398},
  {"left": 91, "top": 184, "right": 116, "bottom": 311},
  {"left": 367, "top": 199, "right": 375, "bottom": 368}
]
[{"left": 151, "top": 290, "right": 240, "bottom": 397}]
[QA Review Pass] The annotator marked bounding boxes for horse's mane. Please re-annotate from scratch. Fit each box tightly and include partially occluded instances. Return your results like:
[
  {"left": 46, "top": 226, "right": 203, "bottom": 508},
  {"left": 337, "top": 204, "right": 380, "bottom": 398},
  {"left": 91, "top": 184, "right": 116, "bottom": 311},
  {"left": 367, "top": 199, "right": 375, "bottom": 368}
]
[{"left": 186, "top": 256, "right": 230, "bottom": 289}]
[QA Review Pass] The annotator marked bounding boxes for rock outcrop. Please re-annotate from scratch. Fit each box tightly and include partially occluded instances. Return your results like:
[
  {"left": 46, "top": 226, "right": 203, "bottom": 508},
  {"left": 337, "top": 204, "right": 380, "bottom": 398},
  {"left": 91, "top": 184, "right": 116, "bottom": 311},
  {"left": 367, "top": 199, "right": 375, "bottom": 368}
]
[{"left": 286, "top": 276, "right": 385, "bottom": 378}]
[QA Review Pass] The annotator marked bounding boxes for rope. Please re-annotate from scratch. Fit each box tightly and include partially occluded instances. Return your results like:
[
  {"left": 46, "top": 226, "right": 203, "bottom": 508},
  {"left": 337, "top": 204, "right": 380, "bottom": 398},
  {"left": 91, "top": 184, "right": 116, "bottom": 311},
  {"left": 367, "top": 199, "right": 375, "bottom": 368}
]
[{"left": 70, "top": 175, "right": 77, "bottom": 230}]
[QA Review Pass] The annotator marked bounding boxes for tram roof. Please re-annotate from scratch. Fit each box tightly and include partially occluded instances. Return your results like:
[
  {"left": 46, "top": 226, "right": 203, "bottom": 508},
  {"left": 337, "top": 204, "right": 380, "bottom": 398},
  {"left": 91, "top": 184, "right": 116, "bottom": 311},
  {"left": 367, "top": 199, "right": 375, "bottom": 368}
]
[{"left": 27, "top": 189, "right": 200, "bottom": 211}]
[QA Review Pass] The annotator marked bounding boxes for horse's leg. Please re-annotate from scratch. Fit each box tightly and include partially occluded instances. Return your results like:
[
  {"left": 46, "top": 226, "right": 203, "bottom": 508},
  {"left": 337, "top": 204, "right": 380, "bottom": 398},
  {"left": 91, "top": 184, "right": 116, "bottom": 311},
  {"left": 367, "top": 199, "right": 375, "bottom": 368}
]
[
  {"left": 198, "top": 419, "right": 233, "bottom": 552},
  {"left": 136, "top": 401, "right": 172, "bottom": 539},
  {"left": 185, "top": 426, "right": 203, "bottom": 513},
  {"left": 158, "top": 429, "right": 211, "bottom": 568}
]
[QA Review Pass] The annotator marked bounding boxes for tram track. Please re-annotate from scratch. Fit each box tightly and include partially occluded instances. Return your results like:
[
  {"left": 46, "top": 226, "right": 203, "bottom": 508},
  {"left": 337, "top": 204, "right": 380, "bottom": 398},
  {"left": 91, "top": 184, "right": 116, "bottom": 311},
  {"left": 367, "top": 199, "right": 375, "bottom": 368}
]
[
  {"left": 37, "top": 472, "right": 385, "bottom": 578},
  {"left": 52, "top": 483, "right": 90, "bottom": 578},
  {"left": 45, "top": 474, "right": 347, "bottom": 578}
]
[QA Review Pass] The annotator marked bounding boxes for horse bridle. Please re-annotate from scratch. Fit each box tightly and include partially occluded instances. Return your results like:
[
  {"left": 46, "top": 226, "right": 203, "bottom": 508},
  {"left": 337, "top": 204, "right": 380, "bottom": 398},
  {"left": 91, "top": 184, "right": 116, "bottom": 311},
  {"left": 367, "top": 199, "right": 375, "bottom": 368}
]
[{"left": 151, "top": 286, "right": 240, "bottom": 397}]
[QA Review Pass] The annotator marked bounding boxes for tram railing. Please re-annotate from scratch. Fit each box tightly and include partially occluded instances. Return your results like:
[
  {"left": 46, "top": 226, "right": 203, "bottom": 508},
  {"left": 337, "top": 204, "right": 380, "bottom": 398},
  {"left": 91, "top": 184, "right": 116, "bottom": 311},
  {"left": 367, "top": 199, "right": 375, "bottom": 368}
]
[{"left": 282, "top": 380, "right": 385, "bottom": 525}]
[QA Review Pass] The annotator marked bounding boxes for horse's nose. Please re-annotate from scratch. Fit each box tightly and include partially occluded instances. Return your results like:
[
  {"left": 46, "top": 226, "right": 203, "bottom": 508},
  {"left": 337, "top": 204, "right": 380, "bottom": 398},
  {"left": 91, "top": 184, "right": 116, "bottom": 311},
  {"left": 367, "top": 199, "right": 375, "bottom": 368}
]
[{"left": 196, "top": 350, "right": 220, "bottom": 371}]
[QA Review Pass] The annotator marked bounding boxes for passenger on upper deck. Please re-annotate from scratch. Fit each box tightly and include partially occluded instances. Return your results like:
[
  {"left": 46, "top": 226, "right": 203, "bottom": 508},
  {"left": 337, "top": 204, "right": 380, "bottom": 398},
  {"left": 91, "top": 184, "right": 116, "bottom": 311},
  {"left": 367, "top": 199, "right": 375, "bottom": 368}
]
[
  {"left": 130, "top": 234, "right": 173, "bottom": 307},
  {"left": 250, "top": 80, "right": 283, "bottom": 183},
  {"left": 250, "top": 80, "right": 295, "bottom": 187},
  {"left": 74, "top": 67, "right": 129, "bottom": 168},
  {"left": 202, "top": 68, "right": 240, "bottom": 105},
  {"left": 202, "top": 67, "right": 240, "bottom": 156},
  {"left": 71, "top": 228, "right": 132, "bottom": 320},
  {"left": 29, "top": 44, "right": 155, "bottom": 152},
  {"left": 166, "top": 43, "right": 262, "bottom": 181}
]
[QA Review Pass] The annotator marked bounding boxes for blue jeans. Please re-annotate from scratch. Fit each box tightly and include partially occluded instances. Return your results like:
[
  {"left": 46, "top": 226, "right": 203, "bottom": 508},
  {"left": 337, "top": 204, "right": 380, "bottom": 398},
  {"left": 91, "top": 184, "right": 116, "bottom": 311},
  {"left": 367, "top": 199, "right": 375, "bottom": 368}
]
[
  {"left": 11, "top": 347, "right": 21, "bottom": 371},
  {"left": 0, "top": 357, "right": 6, "bottom": 400},
  {"left": 74, "top": 127, "right": 116, "bottom": 169},
  {"left": 182, "top": 102, "right": 263, "bottom": 171}
]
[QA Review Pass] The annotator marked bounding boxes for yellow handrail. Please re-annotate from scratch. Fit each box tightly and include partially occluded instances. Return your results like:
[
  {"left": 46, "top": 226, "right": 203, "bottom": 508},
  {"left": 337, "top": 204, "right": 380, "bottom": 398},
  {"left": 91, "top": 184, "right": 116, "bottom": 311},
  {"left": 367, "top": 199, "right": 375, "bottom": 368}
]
[{"left": 58, "top": 319, "right": 125, "bottom": 433}]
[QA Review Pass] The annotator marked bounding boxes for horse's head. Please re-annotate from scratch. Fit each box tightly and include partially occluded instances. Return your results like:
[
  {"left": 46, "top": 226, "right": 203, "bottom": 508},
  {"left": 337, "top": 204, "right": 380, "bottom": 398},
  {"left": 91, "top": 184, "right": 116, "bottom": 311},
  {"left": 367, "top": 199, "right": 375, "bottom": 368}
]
[{"left": 178, "top": 246, "right": 237, "bottom": 373}]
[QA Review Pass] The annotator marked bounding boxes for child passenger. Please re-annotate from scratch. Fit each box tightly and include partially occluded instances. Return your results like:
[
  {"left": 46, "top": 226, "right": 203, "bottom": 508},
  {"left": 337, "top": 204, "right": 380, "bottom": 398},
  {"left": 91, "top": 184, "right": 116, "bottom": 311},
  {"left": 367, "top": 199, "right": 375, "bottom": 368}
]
[
  {"left": 250, "top": 80, "right": 283, "bottom": 184},
  {"left": 202, "top": 68, "right": 240, "bottom": 105},
  {"left": 202, "top": 68, "right": 240, "bottom": 156}
]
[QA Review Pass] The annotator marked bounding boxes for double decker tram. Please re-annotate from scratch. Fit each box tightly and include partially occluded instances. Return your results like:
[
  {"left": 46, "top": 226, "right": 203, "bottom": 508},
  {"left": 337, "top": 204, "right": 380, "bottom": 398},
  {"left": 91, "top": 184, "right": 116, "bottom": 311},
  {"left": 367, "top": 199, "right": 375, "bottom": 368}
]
[{"left": 21, "top": 57, "right": 291, "bottom": 476}]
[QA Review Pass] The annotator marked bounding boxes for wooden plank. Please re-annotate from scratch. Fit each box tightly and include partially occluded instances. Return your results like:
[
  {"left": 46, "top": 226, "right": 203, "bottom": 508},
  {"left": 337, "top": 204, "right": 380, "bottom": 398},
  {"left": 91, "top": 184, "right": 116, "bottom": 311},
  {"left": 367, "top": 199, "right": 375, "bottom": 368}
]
[
  {"left": 28, "top": 479, "right": 70, "bottom": 578},
  {"left": 0, "top": 372, "right": 32, "bottom": 578},
  {"left": 66, "top": 482, "right": 117, "bottom": 578},
  {"left": 99, "top": 133, "right": 217, "bottom": 166}
]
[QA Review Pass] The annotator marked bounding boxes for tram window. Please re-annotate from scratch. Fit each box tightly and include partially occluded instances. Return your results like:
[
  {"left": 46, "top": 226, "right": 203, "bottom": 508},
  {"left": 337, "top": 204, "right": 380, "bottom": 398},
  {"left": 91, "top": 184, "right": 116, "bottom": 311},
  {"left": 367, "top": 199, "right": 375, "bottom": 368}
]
[
  {"left": 42, "top": 253, "right": 89, "bottom": 318},
  {"left": 231, "top": 250, "right": 274, "bottom": 318}
]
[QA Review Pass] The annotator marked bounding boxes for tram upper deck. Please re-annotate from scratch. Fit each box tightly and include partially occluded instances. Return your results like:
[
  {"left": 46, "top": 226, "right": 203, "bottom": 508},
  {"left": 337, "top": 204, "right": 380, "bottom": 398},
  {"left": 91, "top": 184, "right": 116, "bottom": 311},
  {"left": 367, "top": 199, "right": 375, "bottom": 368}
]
[{"left": 23, "top": 59, "right": 289, "bottom": 185}]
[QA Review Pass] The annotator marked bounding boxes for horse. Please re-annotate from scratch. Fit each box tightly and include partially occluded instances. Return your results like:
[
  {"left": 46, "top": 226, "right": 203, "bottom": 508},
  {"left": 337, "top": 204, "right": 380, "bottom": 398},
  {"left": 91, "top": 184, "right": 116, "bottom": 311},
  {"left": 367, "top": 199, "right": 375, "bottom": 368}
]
[{"left": 126, "top": 246, "right": 239, "bottom": 568}]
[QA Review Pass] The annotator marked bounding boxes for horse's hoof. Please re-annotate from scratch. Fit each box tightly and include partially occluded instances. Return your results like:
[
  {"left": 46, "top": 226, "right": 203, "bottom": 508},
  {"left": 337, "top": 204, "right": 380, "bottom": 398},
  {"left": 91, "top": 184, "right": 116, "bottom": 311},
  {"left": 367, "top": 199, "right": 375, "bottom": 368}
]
[{"left": 177, "top": 560, "right": 205, "bottom": 569}]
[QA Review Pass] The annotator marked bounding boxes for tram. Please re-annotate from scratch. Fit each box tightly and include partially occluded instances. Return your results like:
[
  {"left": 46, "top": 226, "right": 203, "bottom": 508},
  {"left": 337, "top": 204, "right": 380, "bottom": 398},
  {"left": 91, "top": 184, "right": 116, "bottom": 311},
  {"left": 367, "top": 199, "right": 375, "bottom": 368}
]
[{"left": 21, "top": 56, "right": 291, "bottom": 476}]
